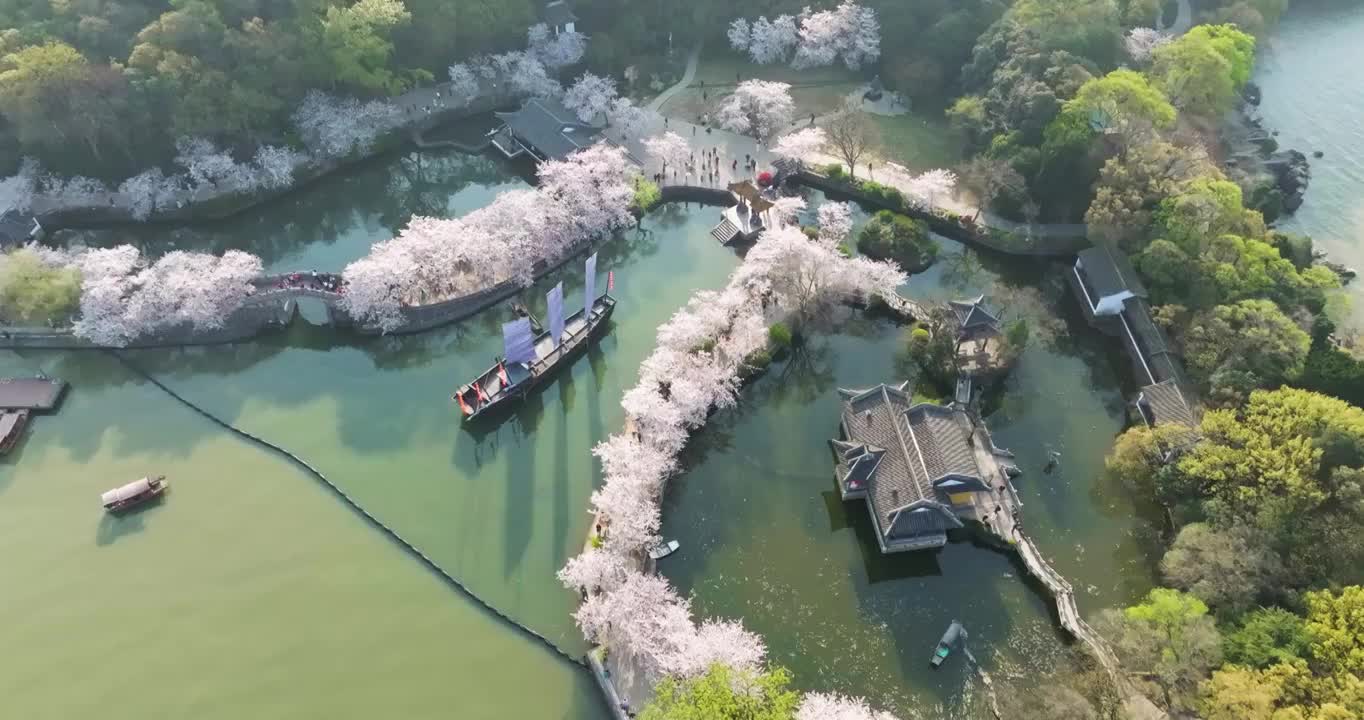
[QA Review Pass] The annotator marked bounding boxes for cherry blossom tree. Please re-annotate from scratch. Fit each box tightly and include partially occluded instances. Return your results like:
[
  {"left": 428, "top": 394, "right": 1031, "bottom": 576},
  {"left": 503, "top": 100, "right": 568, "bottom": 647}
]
[
  {"left": 716, "top": 80, "right": 796, "bottom": 143},
  {"left": 797, "top": 692, "right": 899, "bottom": 720},
  {"left": 674, "top": 619, "right": 768, "bottom": 677},
  {"left": 643, "top": 131, "right": 692, "bottom": 174},
  {"left": 528, "top": 22, "right": 586, "bottom": 69},
  {"left": 253, "top": 145, "right": 305, "bottom": 189},
  {"left": 902, "top": 168, "right": 957, "bottom": 209},
  {"left": 67, "top": 246, "right": 263, "bottom": 345},
  {"left": 606, "top": 97, "right": 658, "bottom": 139},
  {"left": 769, "top": 196, "right": 807, "bottom": 226},
  {"left": 0, "top": 158, "right": 38, "bottom": 212},
  {"left": 745, "top": 15, "right": 800, "bottom": 64},
  {"left": 772, "top": 127, "right": 828, "bottom": 164},
  {"left": 447, "top": 62, "right": 480, "bottom": 105},
  {"left": 175, "top": 137, "right": 242, "bottom": 189},
  {"left": 37, "top": 173, "right": 108, "bottom": 205},
  {"left": 817, "top": 202, "right": 854, "bottom": 247},
  {"left": 292, "top": 91, "right": 402, "bottom": 159},
  {"left": 563, "top": 72, "right": 618, "bottom": 124},
  {"left": 573, "top": 571, "right": 696, "bottom": 679},
  {"left": 1125, "top": 27, "right": 1171, "bottom": 63},
  {"left": 343, "top": 144, "right": 634, "bottom": 330},
  {"left": 118, "top": 168, "right": 185, "bottom": 221},
  {"left": 727, "top": 18, "right": 751, "bottom": 52},
  {"left": 557, "top": 548, "right": 632, "bottom": 595},
  {"left": 733, "top": 4, "right": 879, "bottom": 69}
]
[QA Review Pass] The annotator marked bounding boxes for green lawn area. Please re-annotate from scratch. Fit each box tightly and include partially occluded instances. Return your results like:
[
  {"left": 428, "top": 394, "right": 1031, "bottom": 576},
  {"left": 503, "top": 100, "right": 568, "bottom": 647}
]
[
  {"left": 660, "top": 51, "right": 865, "bottom": 122},
  {"left": 870, "top": 113, "right": 964, "bottom": 173}
]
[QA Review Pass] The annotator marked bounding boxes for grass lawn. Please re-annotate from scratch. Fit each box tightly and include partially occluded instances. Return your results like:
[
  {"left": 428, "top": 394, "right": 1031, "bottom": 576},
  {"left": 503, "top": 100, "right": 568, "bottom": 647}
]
[
  {"left": 870, "top": 113, "right": 964, "bottom": 173},
  {"left": 660, "top": 52, "right": 866, "bottom": 122}
]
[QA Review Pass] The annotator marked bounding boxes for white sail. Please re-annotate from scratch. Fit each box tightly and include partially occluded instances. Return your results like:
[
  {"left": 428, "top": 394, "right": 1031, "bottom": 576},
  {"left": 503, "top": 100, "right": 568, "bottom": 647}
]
[
  {"left": 583, "top": 252, "right": 598, "bottom": 313},
  {"left": 502, "top": 317, "right": 537, "bottom": 365},
  {"left": 547, "top": 282, "right": 565, "bottom": 347}
]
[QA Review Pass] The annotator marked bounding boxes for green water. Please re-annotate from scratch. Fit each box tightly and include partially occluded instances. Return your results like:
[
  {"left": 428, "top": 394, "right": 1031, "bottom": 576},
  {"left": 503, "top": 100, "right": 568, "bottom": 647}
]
[
  {"left": 1254, "top": 3, "right": 1364, "bottom": 328},
  {"left": 2, "top": 147, "right": 738, "bottom": 718},
  {"left": 661, "top": 229, "right": 1157, "bottom": 717}
]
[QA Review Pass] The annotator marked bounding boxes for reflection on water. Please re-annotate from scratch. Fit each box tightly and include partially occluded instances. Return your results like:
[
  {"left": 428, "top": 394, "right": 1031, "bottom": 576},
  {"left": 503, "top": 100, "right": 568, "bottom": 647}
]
[
  {"left": 661, "top": 231, "right": 1159, "bottom": 717},
  {"left": 63, "top": 146, "right": 528, "bottom": 272}
]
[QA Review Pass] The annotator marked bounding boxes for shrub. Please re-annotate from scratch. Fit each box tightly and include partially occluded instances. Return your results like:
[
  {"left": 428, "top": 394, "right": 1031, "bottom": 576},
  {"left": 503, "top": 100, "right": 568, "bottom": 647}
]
[
  {"left": 0, "top": 249, "right": 82, "bottom": 326},
  {"left": 910, "top": 326, "right": 931, "bottom": 344},
  {"left": 822, "top": 163, "right": 846, "bottom": 179},
  {"left": 631, "top": 177, "right": 662, "bottom": 212},
  {"left": 801, "top": 226, "right": 820, "bottom": 240},
  {"left": 692, "top": 337, "right": 717, "bottom": 354},
  {"left": 768, "top": 322, "right": 793, "bottom": 348},
  {"left": 745, "top": 349, "right": 772, "bottom": 370}
]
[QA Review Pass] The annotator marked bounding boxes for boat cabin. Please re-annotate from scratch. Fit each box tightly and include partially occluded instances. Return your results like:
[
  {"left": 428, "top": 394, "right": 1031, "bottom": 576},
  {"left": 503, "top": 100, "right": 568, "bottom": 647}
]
[
  {"left": 101, "top": 476, "right": 168, "bottom": 512},
  {"left": 0, "top": 410, "right": 27, "bottom": 455}
]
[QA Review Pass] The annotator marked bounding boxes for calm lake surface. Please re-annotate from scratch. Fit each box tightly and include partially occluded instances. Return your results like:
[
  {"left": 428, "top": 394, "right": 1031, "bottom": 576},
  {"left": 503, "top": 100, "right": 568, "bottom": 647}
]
[
  {"left": 8, "top": 15, "right": 1364, "bottom": 710},
  {"left": 1, "top": 147, "right": 737, "bottom": 719},
  {"left": 1255, "top": 2, "right": 1364, "bottom": 326},
  {"left": 661, "top": 222, "right": 1155, "bottom": 717}
]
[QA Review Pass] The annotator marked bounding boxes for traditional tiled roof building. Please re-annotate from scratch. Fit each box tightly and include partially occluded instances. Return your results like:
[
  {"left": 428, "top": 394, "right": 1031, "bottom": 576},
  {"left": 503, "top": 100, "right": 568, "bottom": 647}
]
[{"left": 831, "top": 382, "right": 997, "bottom": 553}]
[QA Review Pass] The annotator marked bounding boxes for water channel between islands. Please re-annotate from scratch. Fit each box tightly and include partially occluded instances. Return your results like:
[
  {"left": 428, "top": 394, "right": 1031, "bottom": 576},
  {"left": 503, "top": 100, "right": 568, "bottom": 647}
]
[{"left": 6, "top": 140, "right": 1157, "bottom": 718}]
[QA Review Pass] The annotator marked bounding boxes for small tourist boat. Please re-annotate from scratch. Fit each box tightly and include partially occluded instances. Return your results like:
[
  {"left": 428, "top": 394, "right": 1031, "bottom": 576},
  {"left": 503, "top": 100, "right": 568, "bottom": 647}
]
[
  {"left": 454, "top": 254, "right": 616, "bottom": 421},
  {"left": 0, "top": 410, "right": 28, "bottom": 455},
  {"left": 101, "top": 476, "right": 168, "bottom": 513},
  {"left": 649, "top": 540, "right": 680, "bottom": 560},
  {"left": 930, "top": 620, "right": 966, "bottom": 668}
]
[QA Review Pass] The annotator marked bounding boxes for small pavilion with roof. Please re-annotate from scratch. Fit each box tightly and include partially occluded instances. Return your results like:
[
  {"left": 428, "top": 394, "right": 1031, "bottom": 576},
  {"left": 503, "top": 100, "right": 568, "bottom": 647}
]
[
  {"left": 831, "top": 382, "right": 1020, "bottom": 553},
  {"left": 948, "top": 295, "right": 1006, "bottom": 376},
  {"left": 710, "top": 180, "right": 775, "bottom": 244},
  {"left": 543, "top": 0, "right": 577, "bottom": 35}
]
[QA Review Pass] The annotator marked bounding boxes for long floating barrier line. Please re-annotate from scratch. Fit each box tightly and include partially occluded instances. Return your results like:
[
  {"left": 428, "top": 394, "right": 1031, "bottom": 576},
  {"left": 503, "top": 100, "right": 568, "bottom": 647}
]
[{"left": 109, "top": 350, "right": 588, "bottom": 670}]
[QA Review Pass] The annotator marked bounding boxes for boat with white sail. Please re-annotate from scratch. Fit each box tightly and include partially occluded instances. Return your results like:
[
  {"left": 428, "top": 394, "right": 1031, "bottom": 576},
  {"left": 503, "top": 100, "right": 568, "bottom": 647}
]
[{"left": 453, "top": 253, "right": 616, "bottom": 420}]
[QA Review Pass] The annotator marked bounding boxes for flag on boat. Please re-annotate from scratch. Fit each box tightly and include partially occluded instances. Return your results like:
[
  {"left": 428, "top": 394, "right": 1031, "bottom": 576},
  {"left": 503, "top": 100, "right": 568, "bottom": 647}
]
[
  {"left": 547, "top": 281, "right": 565, "bottom": 346},
  {"left": 607, "top": 270, "right": 615, "bottom": 293},
  {"left": 502, "top": 317, "right": 536, "bottom": 365},
  {"left": 583, "top": 252, "right": 598, "bottom": 312}
]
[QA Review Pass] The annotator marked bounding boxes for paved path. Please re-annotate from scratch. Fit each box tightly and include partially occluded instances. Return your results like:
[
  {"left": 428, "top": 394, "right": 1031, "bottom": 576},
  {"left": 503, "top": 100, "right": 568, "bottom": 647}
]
[
  {"left": 1162, "top": 0, "right": 1194, "bottom": 35},
  {"left": 647, "top": 44, "right": 702, "bottom": 113}
]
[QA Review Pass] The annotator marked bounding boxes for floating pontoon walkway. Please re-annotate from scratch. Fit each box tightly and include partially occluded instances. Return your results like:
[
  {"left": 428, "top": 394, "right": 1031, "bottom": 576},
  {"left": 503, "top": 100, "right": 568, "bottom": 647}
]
[{"left": 0, "top": 377, "right": 67, "bottom": 411}]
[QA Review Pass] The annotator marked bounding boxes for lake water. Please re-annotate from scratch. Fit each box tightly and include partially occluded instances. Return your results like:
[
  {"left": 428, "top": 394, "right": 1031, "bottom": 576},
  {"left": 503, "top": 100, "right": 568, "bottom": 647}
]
[
  {"left": 1254, "top": 2, "right": 1364, "bottom": 326},
  {"left": 1, "top": 148, "right": 737, "bottom": 719},
  {"left": 661, "top": 228, "right": 1156, "bottom": 718}
]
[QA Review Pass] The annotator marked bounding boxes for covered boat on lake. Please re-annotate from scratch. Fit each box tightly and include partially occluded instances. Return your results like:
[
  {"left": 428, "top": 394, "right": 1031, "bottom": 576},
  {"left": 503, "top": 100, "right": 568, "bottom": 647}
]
[
  {"left": 0, "top": 410, "right": 28, "bottom": 455},
  {"left": 101, "top": 476, "right": 168, "bottom": 512},
  {"left": 931, "top": 620, "right": 966, "bottom": 668},
  {"left": 453, "top": 254, "right": 616, "bottom": 421}
]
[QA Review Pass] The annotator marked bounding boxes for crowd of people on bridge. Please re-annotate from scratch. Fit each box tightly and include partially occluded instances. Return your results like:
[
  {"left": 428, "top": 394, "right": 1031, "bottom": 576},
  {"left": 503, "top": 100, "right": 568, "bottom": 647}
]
[{"left": 272, "top": 271, "right": 346, "bottom": 294}]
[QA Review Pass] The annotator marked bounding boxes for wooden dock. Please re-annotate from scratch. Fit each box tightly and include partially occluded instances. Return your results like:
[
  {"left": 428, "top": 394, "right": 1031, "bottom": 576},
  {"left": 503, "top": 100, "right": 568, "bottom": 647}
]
[{"left": 0, "top": 377, "right": 67, "bottom": 411}]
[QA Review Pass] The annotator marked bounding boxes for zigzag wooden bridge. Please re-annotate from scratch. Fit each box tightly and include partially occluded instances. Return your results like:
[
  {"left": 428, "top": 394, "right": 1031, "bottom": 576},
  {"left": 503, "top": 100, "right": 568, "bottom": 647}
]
[{"left": 1012, "top": 532, "right": 1167, "bottom": 720}]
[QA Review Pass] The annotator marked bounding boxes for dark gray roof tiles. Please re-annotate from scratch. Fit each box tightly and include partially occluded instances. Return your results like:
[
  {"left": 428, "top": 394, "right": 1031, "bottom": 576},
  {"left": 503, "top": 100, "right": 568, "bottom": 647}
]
[
  {"left": 1077, "top": 244, "right": 1148, "bottom": 299},
  {"left": 543, "top": 0, "right": 577, "bottom": 26},
  {"left": 496, "top": 97, "right": 602, "bottom": 162},
  {"left": 837, "top": 383, "right": 987, "bottom": 535},
  {"left": 1139, "top": 379, "right": 1197, "bottom": 428},
  {"left": 948, "top": 295, "right": 1000, "bottom": 331}
]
